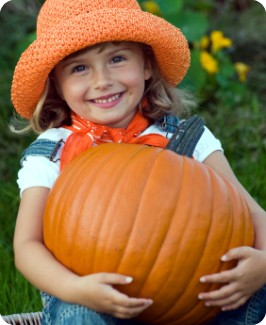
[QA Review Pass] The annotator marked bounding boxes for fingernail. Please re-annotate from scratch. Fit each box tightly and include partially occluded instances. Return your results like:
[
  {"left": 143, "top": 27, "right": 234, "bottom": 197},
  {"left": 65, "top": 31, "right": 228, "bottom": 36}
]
[
  {"left": 200, "top": 277, "right": 206, "bottom": 283},
  {"left": 125, "top": 276, "right": 133, "bottom": 283},
  {"left": 221, "top": 255, "right": 228, "bottom": 261},
  {"left": 198, "top": 294, "right": 203, "bottom": 300}
]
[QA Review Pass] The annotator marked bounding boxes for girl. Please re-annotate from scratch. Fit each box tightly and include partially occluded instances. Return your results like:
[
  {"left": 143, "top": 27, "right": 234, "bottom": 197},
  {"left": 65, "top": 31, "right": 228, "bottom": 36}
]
[{"left": 11, "top": 0, "right": 266, "bottom": 324}]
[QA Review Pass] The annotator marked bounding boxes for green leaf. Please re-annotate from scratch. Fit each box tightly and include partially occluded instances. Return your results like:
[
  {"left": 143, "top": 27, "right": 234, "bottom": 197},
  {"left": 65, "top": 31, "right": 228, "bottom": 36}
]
[
  {"left": 156, "top": 0, "right": 183, "bottom": 16},
  {"left": 215, "top": 59, "right": 235, "bottom": 88},
  {"left": 16, "top": 32, "right": 36, "bottom": 59},
  {"left": 188, "top": 0, "right": 215, "bottom": 12},
  {"left": 180, "top": 49, "right": 207, "bottom": 91},
  {"left": 165, "top": 10, "right": 209, "bottom": 42}
]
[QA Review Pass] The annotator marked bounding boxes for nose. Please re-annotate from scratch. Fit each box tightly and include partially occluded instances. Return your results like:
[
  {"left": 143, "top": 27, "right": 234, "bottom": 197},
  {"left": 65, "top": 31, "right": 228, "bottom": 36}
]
[{"left": 93, "top": 67, "right": 113, "bottom": 89}]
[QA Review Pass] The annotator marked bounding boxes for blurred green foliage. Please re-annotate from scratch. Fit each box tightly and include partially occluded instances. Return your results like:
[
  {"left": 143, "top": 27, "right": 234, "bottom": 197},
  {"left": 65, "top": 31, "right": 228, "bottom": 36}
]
[{"left": 138, "top": 0, "right": 265, "bottom": 108}]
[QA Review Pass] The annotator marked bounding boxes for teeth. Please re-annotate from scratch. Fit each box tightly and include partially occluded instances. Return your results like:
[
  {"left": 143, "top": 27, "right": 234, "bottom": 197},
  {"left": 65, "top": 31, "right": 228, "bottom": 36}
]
[{"left": 93, "top": 93, "right": 121, "bottom": 104}]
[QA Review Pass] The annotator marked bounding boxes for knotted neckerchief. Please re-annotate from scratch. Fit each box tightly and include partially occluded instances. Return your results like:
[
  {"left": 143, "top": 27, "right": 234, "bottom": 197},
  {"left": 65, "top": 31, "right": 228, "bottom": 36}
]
[{"left": 60, "top": 111, "right": 169, "bottom": 170}]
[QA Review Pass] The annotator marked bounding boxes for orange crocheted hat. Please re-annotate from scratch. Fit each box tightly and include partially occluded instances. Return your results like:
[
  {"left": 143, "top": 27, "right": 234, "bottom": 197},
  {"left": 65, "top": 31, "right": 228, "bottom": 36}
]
[{"left": 11, "top": 0, "right": 190, "bottom": 119}]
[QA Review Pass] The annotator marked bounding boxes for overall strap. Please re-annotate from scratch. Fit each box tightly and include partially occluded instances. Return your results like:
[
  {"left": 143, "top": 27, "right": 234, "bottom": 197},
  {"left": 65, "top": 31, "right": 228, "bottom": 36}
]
[
  {"left": 164, "top": 115, "right": 205, "bottom": 158},
  {"left": 20, "top": 138, "right": 64, "bottom": 166},
  {"left": 158, "top": 115, "right": 181, "bottom": 133}
]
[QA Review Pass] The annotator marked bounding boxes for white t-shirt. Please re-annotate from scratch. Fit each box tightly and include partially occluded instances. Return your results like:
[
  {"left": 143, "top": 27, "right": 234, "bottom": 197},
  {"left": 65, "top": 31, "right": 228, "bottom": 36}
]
[{"left": 17, "top": 124, "right": 223, "bottom": 194}]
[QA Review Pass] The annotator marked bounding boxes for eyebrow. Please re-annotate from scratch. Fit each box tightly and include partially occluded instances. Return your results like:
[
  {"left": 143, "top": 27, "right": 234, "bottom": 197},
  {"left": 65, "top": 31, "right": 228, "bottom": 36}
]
[
  {"left": 60, "top": 45, "right": 133, "bottom": 69},
  {"left": 60, "top": 57, "right": 85, "bottom": 69},
  {"left": 60, "top": 51, "right": 89, "bottom": 69}
]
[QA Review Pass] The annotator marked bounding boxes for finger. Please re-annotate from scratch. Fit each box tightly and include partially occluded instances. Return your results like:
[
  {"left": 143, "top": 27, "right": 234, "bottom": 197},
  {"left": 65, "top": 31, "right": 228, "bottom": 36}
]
[
  {"left": 200, "top": 289, "right": 241, "bottom": 306},
  {"left": 106, "top": 285, "right": 153, "bottom": 309},
  {"left": 200, "top": 269, "right": 237, "bottom": 284},
  {"left": 110, "top": 288, "right": 153, "bottom": 307},
  {"left": 206, "top": 294, "right": 246, "bottom": 309},
  {"left": 113, "top": 300, "right": 153, "bottom": 319},
  {"left": 221, "top": 246, "right": 253, "bottom": 262},
  {"left": 221, "top": 297, "right": 248, "bottom": 311},
  {"left": 202, "top": 291, "right": 247, "bottom": 310},
  {"left": 97, "top": 272, "right": 133, "bottom": 285},
  {"left": 115, "top": 296, "right": 153, "bottom": 308},
  {"left": 198, "top": 283, "right": 236, "bottom": 301}
]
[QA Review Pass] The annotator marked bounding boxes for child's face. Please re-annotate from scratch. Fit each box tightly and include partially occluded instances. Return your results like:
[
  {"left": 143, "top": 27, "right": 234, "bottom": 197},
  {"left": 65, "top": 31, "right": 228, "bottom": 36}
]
[{"left": 54, "top": 42, "right": 152, "bottom": 128}]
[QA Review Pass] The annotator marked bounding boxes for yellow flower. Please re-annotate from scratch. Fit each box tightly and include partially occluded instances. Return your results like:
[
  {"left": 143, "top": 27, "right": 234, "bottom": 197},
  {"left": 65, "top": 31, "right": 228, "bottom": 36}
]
[
  {"left": 142, "top": 1, "right": 161, "bottom": 15},
  {"left": 210, "top": 30, "right": 232, "bottom": 53},
  {"left": 234, "top": 62, "right": 250, "bottom": 82},
  {"left": 200, "top": 51, "right": 219, "bottom": 74},
  {"left": 200, "top": 36, "right": 210, "bottom": 50}
]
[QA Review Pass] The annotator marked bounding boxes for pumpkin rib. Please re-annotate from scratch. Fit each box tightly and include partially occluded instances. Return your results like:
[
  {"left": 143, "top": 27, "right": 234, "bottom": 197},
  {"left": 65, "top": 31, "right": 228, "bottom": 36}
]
[
  {"left": 138, "top": 156, "right": 188, "bottom": 301},
  {"left": 128, "top": 150, "right": 185, "bottom": 298},
  {"left": 83, "top": 146, "right": 143, "bottom": 274},
  {"left": 142, "top": 151, "right": 194, "bottom": 302},
  {"left": 70, "top": 152, "right": 116, "bottom": 273},
  {"left": 184, "top": 169, "right": 233, "bottom": 279},
  {"left": 70, "top": 157, "right": 103, "bottom": 272},
  {"left": 46, "top": 155, "right": 88, "bottom": 270},
  {"left": 158, "top": 185, "right": 223, "bottom": 323},
  {"left": 149, "top": 160, "right": 214, "bottom": 322},
  {"left": 45, "top": 156, "right": 88, "bottom": 263},
  {"left": 115, "top": 147, "right": 179, "bottom": 296},
  {"left": 138, "top": 156, "right": 214, "bottom": 322},
  {"left": 93, "top": 145, "right": 162, "bottom": 275},
  {"left": 89, "top": 153, "right": 131, "bottom": 273},
  {"left": 171, "top": 172, "right": 238, "bottom": 322}
]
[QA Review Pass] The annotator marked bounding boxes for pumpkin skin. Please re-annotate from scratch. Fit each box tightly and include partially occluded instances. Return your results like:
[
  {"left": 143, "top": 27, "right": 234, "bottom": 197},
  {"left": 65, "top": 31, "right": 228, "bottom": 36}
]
[{"left": 43, "top": 143, "right": 254, "bottom": 325}]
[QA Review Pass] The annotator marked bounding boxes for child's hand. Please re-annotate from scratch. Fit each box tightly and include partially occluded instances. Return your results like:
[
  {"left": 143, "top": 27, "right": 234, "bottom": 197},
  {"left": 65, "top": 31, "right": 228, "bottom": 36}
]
[
  {"left": 68, "top": 272, "right": 153, "bottom": 319},
  {"left": 198, "top": 246, "right": 266, "bottom": 311}
]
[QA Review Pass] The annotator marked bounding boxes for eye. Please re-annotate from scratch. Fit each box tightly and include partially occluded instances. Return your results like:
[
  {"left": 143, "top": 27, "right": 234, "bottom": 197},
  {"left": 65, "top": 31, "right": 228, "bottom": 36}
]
[
  {"left": 72, "top": 65, "right": 86, "bottom": 73},
  {"left": 111, "top": 56, "right": 125, "bottom": 64}
]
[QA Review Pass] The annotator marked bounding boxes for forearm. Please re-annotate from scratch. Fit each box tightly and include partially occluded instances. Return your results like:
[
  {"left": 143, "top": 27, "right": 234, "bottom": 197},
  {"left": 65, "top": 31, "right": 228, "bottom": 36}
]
[
  {"left": 14, "top": 187, "right": 78, "bottom": 302},
  {"left": 249, "top": 209, "right": 266, "bottom": 250},
  {"left": 14, "top": 239, "right": 78, "bottom": 303}
]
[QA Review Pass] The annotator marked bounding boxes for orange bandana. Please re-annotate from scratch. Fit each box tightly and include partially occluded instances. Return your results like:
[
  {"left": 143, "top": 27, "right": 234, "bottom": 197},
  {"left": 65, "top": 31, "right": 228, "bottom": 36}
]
[{"left": 61, "top": 111, "right": 169, "bottom": 170}]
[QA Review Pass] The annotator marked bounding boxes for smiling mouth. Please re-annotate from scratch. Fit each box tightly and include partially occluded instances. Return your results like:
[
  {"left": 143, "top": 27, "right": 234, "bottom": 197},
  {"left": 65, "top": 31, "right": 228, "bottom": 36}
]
[{"left": 91, "top": 92, "right": 123, "bottom": 104}]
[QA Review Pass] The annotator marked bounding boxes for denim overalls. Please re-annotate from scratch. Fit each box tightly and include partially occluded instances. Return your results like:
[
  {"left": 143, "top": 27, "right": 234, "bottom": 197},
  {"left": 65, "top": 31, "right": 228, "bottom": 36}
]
[
  {"left": 22, "top": 116, "right": 266, "bottom": 324},
  {"left": 40, "top": 285, "right": 266, "bottom": 324}
]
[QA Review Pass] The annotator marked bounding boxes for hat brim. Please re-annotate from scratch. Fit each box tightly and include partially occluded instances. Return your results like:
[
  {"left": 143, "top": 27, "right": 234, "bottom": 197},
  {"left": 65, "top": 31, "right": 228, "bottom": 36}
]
[{"left": 11, "top": 9, "right": 190, "bottom": 119}]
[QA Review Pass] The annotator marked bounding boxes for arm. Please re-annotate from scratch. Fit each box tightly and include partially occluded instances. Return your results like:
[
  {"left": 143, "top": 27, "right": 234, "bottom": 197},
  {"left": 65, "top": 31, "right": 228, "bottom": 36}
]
[
  {"left": 14, "top": 187, "right": 152, "bottom": 318},
  {"left": 198, "top": 150, "right": 266, "bottom": 310}
]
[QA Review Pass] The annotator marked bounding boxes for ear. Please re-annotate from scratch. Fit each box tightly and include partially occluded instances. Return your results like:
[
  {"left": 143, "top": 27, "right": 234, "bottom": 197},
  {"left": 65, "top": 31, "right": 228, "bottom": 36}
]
[{"left": 144, "top": 60, "right": 152, "bottom": 81}]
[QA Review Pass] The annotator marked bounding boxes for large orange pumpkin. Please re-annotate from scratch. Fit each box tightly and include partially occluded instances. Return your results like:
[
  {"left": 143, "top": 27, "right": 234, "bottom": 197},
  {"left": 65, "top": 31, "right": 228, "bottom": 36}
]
[{"left": 43, "top": 143, "right": 254, "bottom": 325}]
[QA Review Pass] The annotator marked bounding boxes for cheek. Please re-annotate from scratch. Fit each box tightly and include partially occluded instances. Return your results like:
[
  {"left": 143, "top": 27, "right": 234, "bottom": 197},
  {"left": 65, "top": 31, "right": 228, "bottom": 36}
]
[
  {"left": 62, "top": 80, "right": 86, "bottom": 101},
  {"left": 124, "top": 69, "right": 146, "bottom": 89}
]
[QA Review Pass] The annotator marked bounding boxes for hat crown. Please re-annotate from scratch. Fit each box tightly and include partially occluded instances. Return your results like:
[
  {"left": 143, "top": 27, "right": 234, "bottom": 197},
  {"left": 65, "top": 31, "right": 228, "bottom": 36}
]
[{"left": 37, "top": 0, "right": 141, "bottom": 36}]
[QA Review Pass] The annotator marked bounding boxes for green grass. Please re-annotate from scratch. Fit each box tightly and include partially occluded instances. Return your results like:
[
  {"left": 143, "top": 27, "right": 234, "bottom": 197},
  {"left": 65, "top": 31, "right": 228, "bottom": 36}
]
[
  {"left": 0, "top": 128, "right": 42, "bottom": 314},
  {"left": 0, "top": 240, "right": 42, "bottom": 313},
  {"left": 199, "top": 96, "right": 266, "bottom": 208}
]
